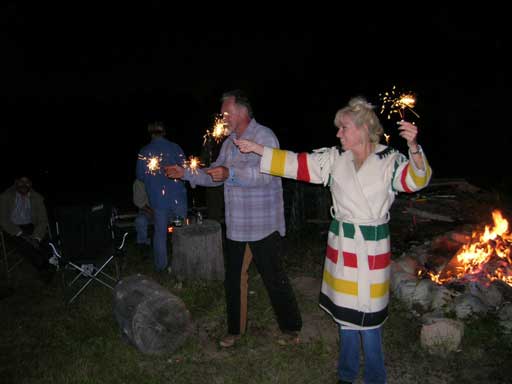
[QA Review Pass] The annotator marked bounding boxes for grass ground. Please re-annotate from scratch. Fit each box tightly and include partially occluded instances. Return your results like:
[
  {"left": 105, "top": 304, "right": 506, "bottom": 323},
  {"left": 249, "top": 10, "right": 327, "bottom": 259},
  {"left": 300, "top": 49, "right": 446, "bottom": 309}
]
[{"left": 1, "top": 216, "right": 512, "bottom": 384}]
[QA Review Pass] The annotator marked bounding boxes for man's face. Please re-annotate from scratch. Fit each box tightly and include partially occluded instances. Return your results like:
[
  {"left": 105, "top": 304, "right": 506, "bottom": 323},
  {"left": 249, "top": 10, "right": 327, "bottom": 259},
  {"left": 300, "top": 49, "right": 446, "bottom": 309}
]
[
  {"left": 220, "top": 97, "right": 244, "bottom": 137},
  {"left": 15, "top": 177, "right": 32, "bottom": 195}
]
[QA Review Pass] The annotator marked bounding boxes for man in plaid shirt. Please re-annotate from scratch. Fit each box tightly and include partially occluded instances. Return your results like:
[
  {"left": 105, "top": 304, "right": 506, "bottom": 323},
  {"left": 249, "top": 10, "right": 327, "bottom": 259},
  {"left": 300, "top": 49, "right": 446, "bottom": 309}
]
[{"left": 165, "top": 89, "right": 302, "bottom": 348}]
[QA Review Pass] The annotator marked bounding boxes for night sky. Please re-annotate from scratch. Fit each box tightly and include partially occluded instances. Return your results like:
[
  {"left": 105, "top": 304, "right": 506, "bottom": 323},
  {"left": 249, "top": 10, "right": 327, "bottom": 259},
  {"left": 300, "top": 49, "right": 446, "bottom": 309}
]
[{"left": 1, "top": 4, "right": 509, "bottom": 203}]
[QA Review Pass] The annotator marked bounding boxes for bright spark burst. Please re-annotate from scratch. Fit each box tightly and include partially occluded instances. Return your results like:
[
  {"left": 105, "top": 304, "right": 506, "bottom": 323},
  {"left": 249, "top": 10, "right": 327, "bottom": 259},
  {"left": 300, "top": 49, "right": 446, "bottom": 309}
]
[
  {"left": 138, "top": 153, "right": 163, "bottom": 175},
  {"left": 379, "top": 85, "right": 420, "bottom": 121},
  {"left": 183, "top": 155, "right": 204, "bottom": 175},
  {"left": 203, "top": 113, "right": 229, "bottom": 145}
]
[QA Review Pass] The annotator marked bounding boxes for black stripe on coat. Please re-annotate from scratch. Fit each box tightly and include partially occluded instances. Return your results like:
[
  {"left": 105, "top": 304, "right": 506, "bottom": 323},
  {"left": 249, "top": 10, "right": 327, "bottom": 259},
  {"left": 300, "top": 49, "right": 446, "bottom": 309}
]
[{"left": 319, "top": 292, "right": 388, "bottom": 327}]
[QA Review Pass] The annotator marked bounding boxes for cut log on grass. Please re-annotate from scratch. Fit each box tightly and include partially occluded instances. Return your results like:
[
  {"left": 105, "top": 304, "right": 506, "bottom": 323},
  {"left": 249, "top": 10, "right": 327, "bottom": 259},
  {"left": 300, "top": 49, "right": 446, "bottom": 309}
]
[
  {"left": 113, "top": 274, "right": 192, "bottom": 355},
  {"left": 171, "top": 219, "right": 224, "bottom": 281}
]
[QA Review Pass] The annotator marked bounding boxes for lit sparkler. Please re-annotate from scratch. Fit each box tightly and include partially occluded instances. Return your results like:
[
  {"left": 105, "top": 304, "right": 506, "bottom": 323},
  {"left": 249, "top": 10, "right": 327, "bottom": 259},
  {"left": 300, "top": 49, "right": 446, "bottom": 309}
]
[
  {"left": 203, "top": 113, "right": 230, "bottom": 145},
  {"left": 183, "top": 155, "right": 204, "bottom": 175},
  {"left": 138, "top": 153, "right": 163, "bottom": 175},
  {"left": 379, "top": 85, "right": 420, "bottom": 121}
]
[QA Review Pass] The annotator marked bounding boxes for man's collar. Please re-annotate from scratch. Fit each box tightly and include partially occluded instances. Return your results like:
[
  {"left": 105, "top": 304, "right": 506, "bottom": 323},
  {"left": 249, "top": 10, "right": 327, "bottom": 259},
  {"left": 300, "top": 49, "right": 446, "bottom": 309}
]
[
  {"left": 16, "top": 191, "right": 30, "bottom": 198},
  {"left": 238, "top": 118, "right": 257, "bottom": 139}
]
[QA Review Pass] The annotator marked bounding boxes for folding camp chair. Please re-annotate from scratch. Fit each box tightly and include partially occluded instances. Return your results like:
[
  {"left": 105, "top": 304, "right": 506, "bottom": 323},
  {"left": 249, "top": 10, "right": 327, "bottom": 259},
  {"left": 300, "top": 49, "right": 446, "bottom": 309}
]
[
  {"left": 0, "top": 229, "right": 25, "bottom": 281},
  {"left": 48, "top": 202, "right": 128, "bottom": 304},
  {"left": 1, "top": 223, "right": 55, "bottom": 282}
]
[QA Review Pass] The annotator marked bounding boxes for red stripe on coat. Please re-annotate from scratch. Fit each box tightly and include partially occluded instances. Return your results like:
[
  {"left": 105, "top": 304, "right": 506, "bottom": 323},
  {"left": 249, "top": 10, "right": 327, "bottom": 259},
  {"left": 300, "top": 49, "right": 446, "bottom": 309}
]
[
  {"left": 342, "top": 252, "right": 358, "bottom": 267},
  {"left": 369, "top": 252, "right": 391, "bottom": 269},
  {"left": 326, "top": 245, "right": 338, "bottom": 263},
  {"left": 341, "top": 251, "right": 391, "bottom": 270},
  {"left": 297, "top": 152, "right": 310, "bottom": 182},
  {"left": 400, "top": 164, "right": 412, "bottom": 193}
]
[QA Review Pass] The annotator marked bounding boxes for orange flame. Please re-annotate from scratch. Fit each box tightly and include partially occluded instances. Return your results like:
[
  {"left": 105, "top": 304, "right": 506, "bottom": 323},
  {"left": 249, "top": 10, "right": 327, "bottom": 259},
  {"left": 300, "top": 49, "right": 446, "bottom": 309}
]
[{"left": 429, "top": 210, "right": 512, "bottom": 287}]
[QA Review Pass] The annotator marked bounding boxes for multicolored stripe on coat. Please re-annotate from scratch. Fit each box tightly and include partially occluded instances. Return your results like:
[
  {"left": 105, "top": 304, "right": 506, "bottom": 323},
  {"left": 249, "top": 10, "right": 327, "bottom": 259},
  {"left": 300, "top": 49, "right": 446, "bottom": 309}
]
[
  {"left": 392, "top": 152, "right": 432, "bottom": 193},
  {"left": 319, "top": 219, "right": 390, "bottom": 327},
  {"left": 261, "top": 147, "right": 324, "bottom": 184}
]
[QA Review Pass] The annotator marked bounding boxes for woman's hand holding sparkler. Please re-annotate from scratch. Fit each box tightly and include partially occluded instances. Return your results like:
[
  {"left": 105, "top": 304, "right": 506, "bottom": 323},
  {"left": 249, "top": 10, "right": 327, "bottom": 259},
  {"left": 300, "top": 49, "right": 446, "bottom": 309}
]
[
  {"left": 397, "top": 120, "right": 418, "bottom": 150},
  {"left": 234, "top": 139, "right": 264, "bottom": 155},
  {"left": 397, "top": 120, "right": 425, "bottom": 170},
  {"left": 164, "top": 165, "right": 185, "bottom": 179}
]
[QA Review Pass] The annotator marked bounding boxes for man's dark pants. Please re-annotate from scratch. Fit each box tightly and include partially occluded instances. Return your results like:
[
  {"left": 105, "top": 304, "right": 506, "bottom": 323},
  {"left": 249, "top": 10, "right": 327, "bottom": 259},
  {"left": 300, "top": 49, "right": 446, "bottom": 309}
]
[{"left": 224, "top": 231, "right": 302, "bottom": 335}]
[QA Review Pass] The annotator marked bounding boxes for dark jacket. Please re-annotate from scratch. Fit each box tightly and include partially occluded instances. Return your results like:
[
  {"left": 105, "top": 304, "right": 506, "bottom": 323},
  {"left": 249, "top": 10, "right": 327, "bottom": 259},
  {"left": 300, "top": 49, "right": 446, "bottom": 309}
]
[{"left": 0, "top": 186, "right": 49, "bottom": 239}]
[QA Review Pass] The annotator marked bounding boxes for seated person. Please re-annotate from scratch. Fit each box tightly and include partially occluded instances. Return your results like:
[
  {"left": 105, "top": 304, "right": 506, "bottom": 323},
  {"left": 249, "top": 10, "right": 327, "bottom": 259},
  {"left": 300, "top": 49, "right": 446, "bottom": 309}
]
[
  {"left": 133, "top": 179, "right": 153, "bottom": 256},
  {"left": 0, "top": 173, "right": 54, "bottom": 282}
]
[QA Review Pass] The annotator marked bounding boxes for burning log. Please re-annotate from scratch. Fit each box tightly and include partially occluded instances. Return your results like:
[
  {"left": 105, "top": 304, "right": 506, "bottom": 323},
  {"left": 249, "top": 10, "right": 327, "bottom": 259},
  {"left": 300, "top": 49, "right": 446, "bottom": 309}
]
[
  {"left": 393, "top": 210, "right": 512, "bottom": 330},
  {"left": 427, "top": 210, "right": 512, "bottom": 287}
]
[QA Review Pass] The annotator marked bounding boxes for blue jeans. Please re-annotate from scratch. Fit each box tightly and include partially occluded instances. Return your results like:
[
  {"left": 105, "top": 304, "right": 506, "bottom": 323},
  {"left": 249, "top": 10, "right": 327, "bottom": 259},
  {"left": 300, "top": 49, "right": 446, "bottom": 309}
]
[
  {"left": 338, "top": 327, "right": 386, "bottom": 384},
  {"left": 152, "top": 208, "right": 178, "bottom": 272},
  {"left": 134, "top": 211, "right": 152, "bottom": 245}
]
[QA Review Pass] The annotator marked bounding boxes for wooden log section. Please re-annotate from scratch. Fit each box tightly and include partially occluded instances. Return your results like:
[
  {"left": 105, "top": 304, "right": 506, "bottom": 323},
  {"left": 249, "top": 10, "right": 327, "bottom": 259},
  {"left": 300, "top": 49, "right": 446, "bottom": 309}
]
[
  {"left": 113, "top": 274, "right": 192, "bottom": 355},
  {"left": 171, "top": 219, "right": 224, "bottom": 281}
]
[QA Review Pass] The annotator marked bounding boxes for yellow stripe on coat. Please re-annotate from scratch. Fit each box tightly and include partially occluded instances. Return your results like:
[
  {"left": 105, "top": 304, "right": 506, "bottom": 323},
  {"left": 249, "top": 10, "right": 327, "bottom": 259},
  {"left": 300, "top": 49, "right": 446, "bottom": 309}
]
[
  {"left": 270, "top": 149, "right": 287, "bottom": 177},
  {"left": 370, "top": 281, "right": 389, "bottom": 298},
  {"left": 408, "top": 159, "right": 431, "bottom": 188},
  {"left": 324, "top": 269, "right": 389, "bottom": 299},
  {"left": 324, "top": 269, "right": 358, "bottom": 296}
]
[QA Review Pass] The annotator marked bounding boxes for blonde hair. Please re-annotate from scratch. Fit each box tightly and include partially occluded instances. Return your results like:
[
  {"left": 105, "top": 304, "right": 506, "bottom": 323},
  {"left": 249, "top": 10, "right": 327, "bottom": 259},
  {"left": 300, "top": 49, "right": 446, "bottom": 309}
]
[{"left": 334, "top": 97, "right": 383, "bottom": 144}]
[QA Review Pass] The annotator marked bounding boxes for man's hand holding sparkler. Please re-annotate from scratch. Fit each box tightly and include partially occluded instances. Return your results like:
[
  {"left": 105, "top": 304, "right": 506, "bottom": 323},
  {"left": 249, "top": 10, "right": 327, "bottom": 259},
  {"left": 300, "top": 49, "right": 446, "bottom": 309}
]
[
  {"left": 164, "top": 165, "right": 185, "bottom": 179},
  {"left": 397, "top": 120, "right": 425, "bottom": 171},
  {"left": 165, "top": 163, "right": 230, "bottom": 183},
  {"left": 206, "top": 166, "right": 229, "bottom": 182}
]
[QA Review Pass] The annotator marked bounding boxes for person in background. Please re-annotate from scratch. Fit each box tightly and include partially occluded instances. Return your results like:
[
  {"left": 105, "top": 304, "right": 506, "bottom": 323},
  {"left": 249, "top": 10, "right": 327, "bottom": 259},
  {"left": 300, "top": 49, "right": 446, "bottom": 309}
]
[
  {"left": 136, "top": 121, "right": 188, "bottom": 272},
  {"left": 0, "top": 173, "right": 54, "bottom": 283},
  {"left": 235, "top": 96, "right": 432, "bottom": 384},
  {"left": 133, "top": 179, "right": 153, "bottom": 257},
  {"left": 165, "top": 89, "right": 302, "bottom": 348}
]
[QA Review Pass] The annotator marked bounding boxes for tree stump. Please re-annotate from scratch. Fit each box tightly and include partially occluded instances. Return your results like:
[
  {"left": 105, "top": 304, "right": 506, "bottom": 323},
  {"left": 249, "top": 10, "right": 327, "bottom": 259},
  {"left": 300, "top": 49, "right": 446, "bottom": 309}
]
[
  {"left": 171, "top": 219, "right": 224, "bottom": 281},
  {"left": 113, "top": 274, "right": 192, "bottom": 355}
]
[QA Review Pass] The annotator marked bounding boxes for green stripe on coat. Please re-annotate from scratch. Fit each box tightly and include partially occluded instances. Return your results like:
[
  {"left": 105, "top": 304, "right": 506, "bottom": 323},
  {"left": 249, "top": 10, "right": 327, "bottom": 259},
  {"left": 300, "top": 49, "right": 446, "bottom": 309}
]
[{"left": 329, "top": 219, "right": 389, "bottom": 240}]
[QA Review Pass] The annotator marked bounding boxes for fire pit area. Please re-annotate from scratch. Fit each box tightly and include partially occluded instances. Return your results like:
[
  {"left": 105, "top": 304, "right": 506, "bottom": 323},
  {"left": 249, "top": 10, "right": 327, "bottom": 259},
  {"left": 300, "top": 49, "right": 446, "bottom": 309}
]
[{"left": 391, "top": 209, "right": 512, "bottom": 355}]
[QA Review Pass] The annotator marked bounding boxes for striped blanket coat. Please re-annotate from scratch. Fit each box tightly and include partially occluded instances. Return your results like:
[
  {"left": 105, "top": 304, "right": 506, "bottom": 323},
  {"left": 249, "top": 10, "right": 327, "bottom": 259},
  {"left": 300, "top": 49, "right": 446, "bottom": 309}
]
[{"left": 260, "top": 144, "right": 432, "bottom": 329}]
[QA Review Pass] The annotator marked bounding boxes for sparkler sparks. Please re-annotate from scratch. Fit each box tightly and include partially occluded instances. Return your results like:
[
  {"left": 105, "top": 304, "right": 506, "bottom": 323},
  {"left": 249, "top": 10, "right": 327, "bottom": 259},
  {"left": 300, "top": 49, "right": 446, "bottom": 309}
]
[
  {"left": 138, "top": 153, "right": 163, "bottom": 175},
  {"left": 203, "top": 113, "right": 230, "bottom": 145},
  {"left": 182, "top": 155, "right": 204, "bottom": 174},
  {"left": 379, "top": 85, "right": 420, "bottom": 121}
]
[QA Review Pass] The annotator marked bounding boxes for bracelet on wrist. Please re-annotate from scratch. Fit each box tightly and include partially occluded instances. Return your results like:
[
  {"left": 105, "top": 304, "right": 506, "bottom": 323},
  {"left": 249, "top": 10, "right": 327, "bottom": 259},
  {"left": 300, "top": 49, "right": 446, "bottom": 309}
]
[{"left": 410, "top": 145, "right": 422, "bottom": 155}]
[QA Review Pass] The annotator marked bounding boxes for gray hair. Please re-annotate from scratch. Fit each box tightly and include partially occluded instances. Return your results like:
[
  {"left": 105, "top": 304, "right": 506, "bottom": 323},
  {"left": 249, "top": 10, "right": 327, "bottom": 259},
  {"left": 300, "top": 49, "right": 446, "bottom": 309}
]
[
  {"left": 221, "top": 89, "right": 253, "bottom": 118},
  {"left": 334, "top": 97, "right": 383, "bottom": 144}
]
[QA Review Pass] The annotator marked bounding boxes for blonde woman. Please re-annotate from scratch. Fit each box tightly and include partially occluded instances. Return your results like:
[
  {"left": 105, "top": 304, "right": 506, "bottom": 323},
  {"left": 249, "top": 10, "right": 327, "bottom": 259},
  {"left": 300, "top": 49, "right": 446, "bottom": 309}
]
[{"left": 235, "top": 96, "right": 432, "bottom": 384}]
